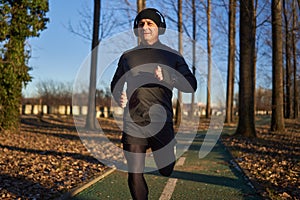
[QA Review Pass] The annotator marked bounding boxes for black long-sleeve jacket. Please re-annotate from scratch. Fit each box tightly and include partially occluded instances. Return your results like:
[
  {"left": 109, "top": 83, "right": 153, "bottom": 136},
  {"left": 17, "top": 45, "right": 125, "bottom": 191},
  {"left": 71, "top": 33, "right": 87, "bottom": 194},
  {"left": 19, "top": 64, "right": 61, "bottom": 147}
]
[{"left": 110, "top": 41, "right": 197, "bottom": 123}]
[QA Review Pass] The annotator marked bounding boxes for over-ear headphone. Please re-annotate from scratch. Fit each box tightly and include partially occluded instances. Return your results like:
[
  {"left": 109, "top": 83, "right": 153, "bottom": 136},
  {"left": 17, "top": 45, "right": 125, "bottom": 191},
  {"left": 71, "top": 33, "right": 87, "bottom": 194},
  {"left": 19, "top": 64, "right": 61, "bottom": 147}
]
[{"left": 133, "top": 8, "right": 166, "bottom": 36}]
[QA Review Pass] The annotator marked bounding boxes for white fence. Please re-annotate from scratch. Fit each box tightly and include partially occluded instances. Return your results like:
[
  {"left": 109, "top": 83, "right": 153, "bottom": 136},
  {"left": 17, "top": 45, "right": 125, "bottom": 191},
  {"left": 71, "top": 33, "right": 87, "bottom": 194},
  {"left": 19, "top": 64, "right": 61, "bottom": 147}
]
[
  {"left": 20, "top": 104, "right": 114, "bottom": 118},
  {"left": 21, "top": 104, "right": 271, "bottom": 118},
  {"left": 20, "top": 104, "right": 233, "bottom": 118}
]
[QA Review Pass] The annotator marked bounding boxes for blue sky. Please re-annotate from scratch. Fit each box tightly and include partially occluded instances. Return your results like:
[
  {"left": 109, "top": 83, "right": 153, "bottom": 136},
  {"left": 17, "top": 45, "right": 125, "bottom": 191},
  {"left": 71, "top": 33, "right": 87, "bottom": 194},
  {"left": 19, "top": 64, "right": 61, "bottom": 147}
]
[
  {"left": 21, "top": 0, "right": 278, "bottom": 99},
  {"left": 23, "top": 0, "right": 92, "bottom": 97},
  {"left": 22, "top": 0, "right": 226, "bottom": 107},
  {"left": 22, "top": 0, "right": 228, "bottom": 107},
  {"left": 22, "top": 0, "right": 181, "bottom": 97}
]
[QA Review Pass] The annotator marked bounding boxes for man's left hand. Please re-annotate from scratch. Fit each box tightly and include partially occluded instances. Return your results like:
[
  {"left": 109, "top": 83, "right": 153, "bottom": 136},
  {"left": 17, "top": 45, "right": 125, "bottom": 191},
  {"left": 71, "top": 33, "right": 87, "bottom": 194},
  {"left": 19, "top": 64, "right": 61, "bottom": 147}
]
[{"left": 155, "top": 65, "right": 163, "bottom": 81}]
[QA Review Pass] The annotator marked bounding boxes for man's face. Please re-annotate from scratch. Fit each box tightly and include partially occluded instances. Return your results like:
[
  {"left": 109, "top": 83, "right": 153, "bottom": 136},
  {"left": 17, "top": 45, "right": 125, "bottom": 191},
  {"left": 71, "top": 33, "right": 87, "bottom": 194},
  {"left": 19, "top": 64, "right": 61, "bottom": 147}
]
[{"left": 138, "top": 19, "right": 159, "bottom": 45}]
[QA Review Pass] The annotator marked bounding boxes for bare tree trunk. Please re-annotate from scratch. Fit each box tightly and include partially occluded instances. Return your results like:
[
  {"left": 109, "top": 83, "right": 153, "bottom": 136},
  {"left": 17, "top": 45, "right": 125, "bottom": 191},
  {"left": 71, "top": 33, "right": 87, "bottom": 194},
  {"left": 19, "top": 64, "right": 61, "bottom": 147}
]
[
  {"left": 292, "top": 0, "right": 298, "bottom": 118},
  {"left": 175, "top": 0, "right": 183, "bottom": 126},
  {"left": 137, "top": 0, "right": 146, "bottom": 12},
  {"left": 206, "top": 0, "right": 212, "bottom": 119},
  {"left": 86, "top": 0, "right": 101, "bottom": 130},
  {"left": 137, "top": 0, "right": 146, "bottom": 44},
  {"left": 190, "top": 0, "right": 196, "bottom": 117},
  {"left": 253, "top": 0, "right": 258, "bottom": 115},
  {"left": 225, "top": 0, "right": 236, "bottom": 124},
  {"left": 271, "top": 0, "right": 285, "bottom": 131},
  {"left": 283, "top": 0, "right": 293, "bottom": 118},
  {"left": 235, "top": 0, "right": 256, "bottom": 137}
]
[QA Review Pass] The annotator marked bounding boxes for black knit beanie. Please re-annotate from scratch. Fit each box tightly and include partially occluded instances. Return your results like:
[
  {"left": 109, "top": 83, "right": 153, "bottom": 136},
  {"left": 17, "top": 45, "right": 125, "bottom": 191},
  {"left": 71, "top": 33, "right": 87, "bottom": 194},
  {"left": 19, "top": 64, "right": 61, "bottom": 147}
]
[{"left": 134, "top": 8, "right": 164, "bottom": 28}]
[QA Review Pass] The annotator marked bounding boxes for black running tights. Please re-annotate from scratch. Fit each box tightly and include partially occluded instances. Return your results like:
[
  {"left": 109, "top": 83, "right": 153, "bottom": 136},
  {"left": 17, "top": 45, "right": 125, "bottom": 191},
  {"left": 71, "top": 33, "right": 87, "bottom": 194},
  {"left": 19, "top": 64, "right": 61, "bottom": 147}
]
[{"left": 123, "top": 144, "right": 175, "bottom": 200}]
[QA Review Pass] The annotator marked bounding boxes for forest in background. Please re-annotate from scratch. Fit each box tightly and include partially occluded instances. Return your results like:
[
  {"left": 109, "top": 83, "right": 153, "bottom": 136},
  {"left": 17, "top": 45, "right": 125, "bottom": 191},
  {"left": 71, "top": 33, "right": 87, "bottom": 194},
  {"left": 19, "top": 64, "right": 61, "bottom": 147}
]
[{"left": 0, "top": 0, "right": 299, "bottom": 199}]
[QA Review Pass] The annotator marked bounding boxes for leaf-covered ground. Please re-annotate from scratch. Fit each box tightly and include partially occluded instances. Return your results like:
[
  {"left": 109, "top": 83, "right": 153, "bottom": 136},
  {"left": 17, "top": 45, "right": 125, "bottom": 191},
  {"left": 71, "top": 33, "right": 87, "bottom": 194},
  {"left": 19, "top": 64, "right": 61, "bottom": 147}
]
[
  {"left": 221, "top": 117, "right": 300, "bottom": 200},
  {"left": 0, "top": 115, "right": 115, "bottom": 199},
  {"left": 0, "top": 115, "right": 299, "bottom": 199}
]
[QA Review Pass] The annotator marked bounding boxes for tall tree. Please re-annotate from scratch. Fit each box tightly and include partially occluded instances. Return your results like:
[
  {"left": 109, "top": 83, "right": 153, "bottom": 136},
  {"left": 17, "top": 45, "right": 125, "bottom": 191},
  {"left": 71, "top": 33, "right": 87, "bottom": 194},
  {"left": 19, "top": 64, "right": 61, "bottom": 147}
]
[
  {"left": 137, "top": 0, "right": 146, "bottom": 12},
  {"left": 86, "top": 0, "right": 101, "bottom": 130},
  {"left": 271, "top": 0, "right": 285, "bottom": 131},
  {"left": 292, "top": 0, "right": 298, "bottom": 118},
  {"left": 206, "top": 0, "right": 212, "bottom": 119},
  {"left": 0, "top": 0, "right": 49, "bottom": 130},
  {"left": 225, "top": 0, "right": 236, "bottom": 123},
  {"left": 190, "top": 0, "right": 196, "bottom": 117},
  {"left": 235, "top": 0, "right": 257, "bottom": 137},
  {"left": 175, "top": 0, "right": 183, "bottom": 126},
  {"left": 283, "top": 0, "right": 293, "bottom": 118}
]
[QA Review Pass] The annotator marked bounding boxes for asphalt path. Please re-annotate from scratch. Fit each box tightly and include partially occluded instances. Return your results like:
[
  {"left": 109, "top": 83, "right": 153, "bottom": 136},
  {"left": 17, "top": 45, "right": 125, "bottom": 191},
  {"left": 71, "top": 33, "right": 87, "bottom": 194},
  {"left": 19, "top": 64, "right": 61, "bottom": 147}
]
[{"left": 70, "top": 132, "right": 262, "bottom": 200}]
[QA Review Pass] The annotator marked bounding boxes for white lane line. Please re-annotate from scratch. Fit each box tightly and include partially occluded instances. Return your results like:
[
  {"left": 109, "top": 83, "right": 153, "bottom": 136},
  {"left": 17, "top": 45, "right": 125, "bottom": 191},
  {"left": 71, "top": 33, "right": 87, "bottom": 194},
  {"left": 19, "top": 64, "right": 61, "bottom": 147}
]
[
  {"left": 176, "top": 157, "right": 186, "bottom": 166},
  {"left": 159, "top": 157, "right": 186, "bottom": 200},
  {"left": 159, "top": 178, "right": 178, "bottom": 200}
]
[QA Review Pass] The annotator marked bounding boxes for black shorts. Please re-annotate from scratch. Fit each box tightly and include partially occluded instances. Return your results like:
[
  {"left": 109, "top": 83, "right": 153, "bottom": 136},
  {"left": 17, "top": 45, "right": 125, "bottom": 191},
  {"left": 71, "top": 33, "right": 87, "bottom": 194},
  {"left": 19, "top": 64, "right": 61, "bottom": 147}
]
[{"left": 122, "top": 121, "right": 176, "bottom": 150}]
